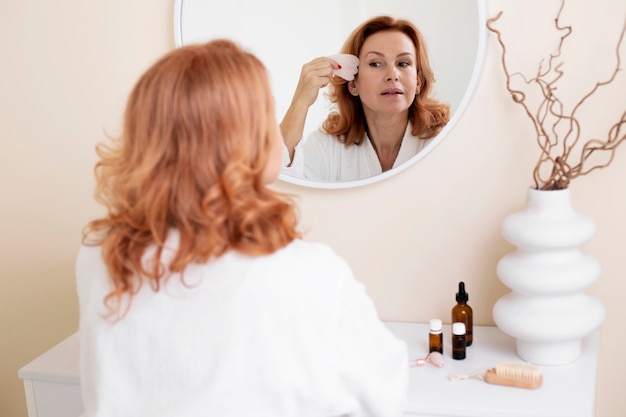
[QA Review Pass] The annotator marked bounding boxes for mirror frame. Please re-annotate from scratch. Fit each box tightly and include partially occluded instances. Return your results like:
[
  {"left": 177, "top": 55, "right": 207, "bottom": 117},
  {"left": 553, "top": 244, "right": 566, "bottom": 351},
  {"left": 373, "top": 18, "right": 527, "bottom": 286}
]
[{"left": 173, "top": 0, "right": 488, "bottom": 189}]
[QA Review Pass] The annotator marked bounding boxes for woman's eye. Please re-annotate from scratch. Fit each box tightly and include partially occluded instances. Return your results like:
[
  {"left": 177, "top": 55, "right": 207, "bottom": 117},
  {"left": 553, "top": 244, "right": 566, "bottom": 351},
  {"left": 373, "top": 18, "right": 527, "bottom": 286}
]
[
  {"left": 398, "top": 61, "right": 411, "bottom": 68},
  {"left": 369, "top": 61, "right": 382, "bottom": 68}
]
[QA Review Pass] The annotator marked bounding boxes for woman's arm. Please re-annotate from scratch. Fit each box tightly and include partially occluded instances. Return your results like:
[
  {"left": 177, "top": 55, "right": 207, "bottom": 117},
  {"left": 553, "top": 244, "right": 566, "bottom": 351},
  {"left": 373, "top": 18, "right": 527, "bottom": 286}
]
[
  {"left": 280, "top": 57, "right": 338, "bottom": 161},
  {"left": 331, "top": 276, "right": 409, "bottom": 417}
]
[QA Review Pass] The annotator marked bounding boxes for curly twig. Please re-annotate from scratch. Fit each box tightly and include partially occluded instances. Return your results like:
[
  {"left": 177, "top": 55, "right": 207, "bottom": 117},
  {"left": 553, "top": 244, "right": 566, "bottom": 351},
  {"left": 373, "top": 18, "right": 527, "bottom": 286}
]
[{"left": 487, "top": 0, "right": 626, "bottom": 190}]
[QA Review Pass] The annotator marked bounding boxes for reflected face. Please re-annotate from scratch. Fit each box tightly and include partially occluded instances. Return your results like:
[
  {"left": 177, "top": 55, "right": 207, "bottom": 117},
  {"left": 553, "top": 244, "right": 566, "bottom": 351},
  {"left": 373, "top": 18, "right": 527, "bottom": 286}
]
[{"left": 351, "top": 30, "right": 418, "bottom": 119}]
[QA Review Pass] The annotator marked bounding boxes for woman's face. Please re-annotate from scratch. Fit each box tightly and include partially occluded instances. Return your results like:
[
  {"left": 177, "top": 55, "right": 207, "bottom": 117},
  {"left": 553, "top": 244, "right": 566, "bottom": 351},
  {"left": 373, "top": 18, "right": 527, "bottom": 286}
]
[{"left": 351, "top": 30, "right": 418, "bottom": 119}]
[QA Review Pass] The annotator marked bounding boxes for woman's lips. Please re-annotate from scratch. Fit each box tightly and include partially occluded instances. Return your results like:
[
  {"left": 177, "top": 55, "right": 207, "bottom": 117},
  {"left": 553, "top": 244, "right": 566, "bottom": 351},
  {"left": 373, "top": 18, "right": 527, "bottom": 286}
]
[{"left": 381, "top": 88, "right": 403, "bottom": 95}]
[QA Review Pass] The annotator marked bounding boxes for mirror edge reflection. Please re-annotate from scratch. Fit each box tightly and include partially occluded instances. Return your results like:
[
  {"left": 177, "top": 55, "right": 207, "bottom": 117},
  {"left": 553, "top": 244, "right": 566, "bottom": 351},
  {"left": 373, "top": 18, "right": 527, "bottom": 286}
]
[{"left": 173, "top": 0, "right": 488, "bottom": 190}]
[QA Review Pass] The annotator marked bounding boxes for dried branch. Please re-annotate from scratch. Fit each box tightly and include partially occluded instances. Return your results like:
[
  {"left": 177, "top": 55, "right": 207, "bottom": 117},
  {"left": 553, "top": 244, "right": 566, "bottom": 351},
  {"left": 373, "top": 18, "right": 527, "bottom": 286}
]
[{"left": 486, "top": 0, "right": 626, "bottom": 190}]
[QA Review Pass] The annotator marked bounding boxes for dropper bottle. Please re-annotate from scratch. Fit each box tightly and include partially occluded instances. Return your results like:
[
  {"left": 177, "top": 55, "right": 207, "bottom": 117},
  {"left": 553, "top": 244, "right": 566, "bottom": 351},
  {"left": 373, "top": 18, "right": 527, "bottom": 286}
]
[
  {"left": 451, "top": 281, "right": 473, "bottom": 346},
  {"left": 428, "top": 319, "right": 443, "bottom": 354},
  {"left": 452, "top": 322, "right": 467, "bottom": 360}
]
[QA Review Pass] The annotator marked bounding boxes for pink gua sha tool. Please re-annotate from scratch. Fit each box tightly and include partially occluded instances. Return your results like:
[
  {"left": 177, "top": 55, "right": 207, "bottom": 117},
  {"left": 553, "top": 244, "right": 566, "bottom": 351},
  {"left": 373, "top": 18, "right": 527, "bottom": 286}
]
[
  {"left": 410, "top": 351, "right": 445, "bottom": 368},
  {"left": 327, "top": 54, "right": 359, "bottom": 81}
]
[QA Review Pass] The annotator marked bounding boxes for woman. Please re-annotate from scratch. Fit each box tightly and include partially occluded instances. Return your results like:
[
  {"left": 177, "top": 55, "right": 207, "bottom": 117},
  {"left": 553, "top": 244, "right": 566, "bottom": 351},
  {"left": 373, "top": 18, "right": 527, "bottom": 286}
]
[
  {"left": 76, "top": 39, "right": 408, "bottom": 417},
  {"left": 281, "top": 15, "right": 450, "bottom": 181}
]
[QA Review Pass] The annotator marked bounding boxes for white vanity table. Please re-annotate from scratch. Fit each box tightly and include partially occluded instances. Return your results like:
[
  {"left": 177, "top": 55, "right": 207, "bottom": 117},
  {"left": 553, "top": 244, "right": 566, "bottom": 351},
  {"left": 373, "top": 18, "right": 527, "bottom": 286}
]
[{"left": 18, "top": 322, "right": 599, "bottom": 417}]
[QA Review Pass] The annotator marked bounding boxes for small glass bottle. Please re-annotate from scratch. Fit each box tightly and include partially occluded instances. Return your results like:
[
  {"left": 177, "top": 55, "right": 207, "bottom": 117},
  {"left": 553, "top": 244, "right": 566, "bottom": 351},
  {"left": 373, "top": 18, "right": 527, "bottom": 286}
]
[
  {"left": 428, "top": 319, "right": 443, "bottom": 354},
  {"left": 452, "top": 322, "right": 467, "bottom": 360},
  {"left": 451, "top": 281, "right": 473, "bottom": 346}
]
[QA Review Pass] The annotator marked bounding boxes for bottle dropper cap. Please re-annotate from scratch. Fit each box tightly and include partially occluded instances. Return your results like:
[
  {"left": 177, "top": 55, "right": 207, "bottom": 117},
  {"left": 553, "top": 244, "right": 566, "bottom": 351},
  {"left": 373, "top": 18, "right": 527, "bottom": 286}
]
[{"left": 456, "top": 281, "right": 469, "bottom": 303}]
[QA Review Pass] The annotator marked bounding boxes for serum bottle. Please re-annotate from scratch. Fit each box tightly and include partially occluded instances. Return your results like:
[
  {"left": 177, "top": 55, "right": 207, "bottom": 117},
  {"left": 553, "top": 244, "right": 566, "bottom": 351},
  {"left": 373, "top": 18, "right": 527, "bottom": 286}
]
[
  {"left": 428, "top": 319, "right": 443, "bottom": 354},
  {"left": 451, "top": 281, "right": 473, "bottom": 346},
  {"left": 452, "top": 322, "right": 467, "bottom": 360}
]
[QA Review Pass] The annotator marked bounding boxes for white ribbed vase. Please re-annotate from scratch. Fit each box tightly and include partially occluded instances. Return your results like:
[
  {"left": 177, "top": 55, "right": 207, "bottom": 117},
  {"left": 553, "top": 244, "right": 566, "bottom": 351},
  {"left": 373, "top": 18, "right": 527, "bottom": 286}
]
[{"left": 493, "top": 188, "right": 605, "bottom": 365}]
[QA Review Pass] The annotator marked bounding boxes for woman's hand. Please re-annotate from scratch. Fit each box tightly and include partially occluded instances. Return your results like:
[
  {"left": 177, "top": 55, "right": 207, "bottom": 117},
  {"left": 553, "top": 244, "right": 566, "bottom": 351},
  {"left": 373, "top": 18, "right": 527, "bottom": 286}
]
[{"left": 291, "top": 57, "right": 338, "bottom": 108}]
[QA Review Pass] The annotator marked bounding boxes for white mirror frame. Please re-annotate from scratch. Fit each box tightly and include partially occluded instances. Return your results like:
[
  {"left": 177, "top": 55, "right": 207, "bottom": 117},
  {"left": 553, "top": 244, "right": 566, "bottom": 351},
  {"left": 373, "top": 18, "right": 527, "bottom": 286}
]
[{"left": 174, "top": 0, "right": 488, "bottom": 189}]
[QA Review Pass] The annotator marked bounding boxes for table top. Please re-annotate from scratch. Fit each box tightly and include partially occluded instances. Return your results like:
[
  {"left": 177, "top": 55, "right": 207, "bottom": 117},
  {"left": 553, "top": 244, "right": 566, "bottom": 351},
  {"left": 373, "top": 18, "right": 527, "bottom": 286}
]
[
  {"left": 18, "top": 331, "right": 80, "bottom": 385},
  {"left": 385, "top": 322, "right": 598, "bottom": 417},
  {"left": 18, "top": 322, "right": 599, "bottom": 417}
]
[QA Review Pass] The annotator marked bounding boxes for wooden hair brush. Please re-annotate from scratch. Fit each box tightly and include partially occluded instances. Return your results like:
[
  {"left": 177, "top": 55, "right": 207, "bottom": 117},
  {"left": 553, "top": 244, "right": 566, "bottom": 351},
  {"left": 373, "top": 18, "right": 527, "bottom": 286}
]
[
  {"left": 449, "top": 361, "right": 543, "bottom": 389},
  {"left": 485, "top": 362, "right": 543, "bottom": 389}
]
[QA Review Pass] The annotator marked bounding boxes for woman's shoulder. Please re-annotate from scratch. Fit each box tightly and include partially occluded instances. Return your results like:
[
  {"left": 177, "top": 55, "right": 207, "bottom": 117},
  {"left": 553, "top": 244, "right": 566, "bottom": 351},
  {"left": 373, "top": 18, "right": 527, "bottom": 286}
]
[
  {"left": 279, "top": 239, "right": 347, "bottom": 264},
  {"left": 304, "top": 128, "right": 344, "bottom": 147},
  {"left": 261, "top": 239, "right": 352, "bottom": 280},
  {"left": 76, "top": 240, "right": 105, "bottom": 269}
]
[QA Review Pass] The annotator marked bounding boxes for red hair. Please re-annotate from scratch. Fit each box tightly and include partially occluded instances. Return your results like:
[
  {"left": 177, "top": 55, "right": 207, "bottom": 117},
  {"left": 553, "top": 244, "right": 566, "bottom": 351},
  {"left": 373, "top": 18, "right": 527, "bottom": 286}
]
[
  {"left": 324, "top": 15, "right": 450, "bottom": 145},
  {"left": 83, "top": 40, "right": 300, "bottom": 316}
]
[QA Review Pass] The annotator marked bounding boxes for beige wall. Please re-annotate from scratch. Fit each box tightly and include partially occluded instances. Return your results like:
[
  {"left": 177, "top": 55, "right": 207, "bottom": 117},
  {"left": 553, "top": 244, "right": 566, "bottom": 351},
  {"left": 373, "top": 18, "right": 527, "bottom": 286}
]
[{"left": 1, "top": 0, "right": 624, "bottom": 416}]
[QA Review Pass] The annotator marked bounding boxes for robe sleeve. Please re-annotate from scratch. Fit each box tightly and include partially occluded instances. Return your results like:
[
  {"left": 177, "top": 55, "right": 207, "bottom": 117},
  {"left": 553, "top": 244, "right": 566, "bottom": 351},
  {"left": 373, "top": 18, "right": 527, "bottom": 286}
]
[{"left": 330, "top": 275, "right": 409, "bottom": 417}]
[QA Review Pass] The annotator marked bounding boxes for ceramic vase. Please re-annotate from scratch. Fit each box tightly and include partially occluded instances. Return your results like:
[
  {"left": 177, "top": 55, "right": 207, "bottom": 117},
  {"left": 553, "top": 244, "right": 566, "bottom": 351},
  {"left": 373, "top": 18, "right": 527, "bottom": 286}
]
[{"left": 493, "top": 187, "right": 605, "bottom": 365}]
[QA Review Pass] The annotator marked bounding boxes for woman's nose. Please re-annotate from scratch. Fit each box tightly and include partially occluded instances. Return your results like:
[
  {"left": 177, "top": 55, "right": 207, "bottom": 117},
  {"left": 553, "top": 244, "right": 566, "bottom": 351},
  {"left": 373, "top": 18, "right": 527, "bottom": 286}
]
[{"left": 385, "top": 68, "right": 399, "bottom": 81}]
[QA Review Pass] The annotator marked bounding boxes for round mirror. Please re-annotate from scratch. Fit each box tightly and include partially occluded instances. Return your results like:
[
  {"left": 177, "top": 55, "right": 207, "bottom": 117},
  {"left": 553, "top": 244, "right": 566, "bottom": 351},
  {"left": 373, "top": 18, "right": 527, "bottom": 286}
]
[{"left": 174, "top": 0, "right": 487, "bottom": 189}]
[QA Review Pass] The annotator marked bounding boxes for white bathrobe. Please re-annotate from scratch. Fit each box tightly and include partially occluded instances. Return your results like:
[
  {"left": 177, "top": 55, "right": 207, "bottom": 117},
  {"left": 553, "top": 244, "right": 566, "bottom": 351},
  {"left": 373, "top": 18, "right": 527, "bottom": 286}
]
[
  {"left": 76, "top": 233, "right": 408, "bottom": 417},
  {"left": 282, "top": 123, "right": 432, "bottom": 182}
]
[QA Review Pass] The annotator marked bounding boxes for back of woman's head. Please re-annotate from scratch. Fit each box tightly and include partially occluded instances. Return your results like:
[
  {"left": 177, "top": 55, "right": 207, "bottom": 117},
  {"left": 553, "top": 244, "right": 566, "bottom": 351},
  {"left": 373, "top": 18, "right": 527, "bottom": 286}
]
[
  {"left": 325, "top": 15, "right": 449, "bottom": 144},
  {"left": 126, "top": 39, "right": 278, "bottom": 192},
  {"left": 86, "top": 39, "right": 299, "bottom": 316}
]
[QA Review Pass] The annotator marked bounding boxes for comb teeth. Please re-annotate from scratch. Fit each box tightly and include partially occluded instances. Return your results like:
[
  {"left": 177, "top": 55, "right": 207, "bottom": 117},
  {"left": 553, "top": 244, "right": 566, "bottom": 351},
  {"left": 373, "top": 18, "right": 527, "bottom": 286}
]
[{"left": 485, "top": 362, "right": 543, "bottom": 389}]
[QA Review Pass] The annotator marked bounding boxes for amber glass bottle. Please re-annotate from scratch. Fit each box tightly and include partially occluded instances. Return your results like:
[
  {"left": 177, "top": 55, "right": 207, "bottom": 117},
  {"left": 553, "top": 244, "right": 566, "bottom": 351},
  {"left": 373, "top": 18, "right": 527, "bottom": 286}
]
[
  {"left": 451, "top": 281, "right": 473, "bottom": 346},
  {"left": 428, "top": 319, "right": 443, "bottom": 354},
  {"left": 452, "top": 322, "right": 467, "bottom": 360}
]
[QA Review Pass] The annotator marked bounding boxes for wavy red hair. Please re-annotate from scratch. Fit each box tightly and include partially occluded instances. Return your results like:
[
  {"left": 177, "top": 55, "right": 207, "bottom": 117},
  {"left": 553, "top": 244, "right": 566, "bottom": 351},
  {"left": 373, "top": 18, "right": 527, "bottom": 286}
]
[
  {"left": 83, "top": 40, "right": 300, "bottom": 316},
  {"left": 324, "top": 15, "right": 450, "bottom": 145}
]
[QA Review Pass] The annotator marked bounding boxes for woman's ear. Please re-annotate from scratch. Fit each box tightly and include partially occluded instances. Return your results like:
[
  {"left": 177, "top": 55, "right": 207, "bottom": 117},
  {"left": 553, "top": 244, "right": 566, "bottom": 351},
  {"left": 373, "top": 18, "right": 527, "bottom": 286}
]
[
  {"left": 348, "top": 80, "right": 358, "bottom": 96},
  {"left": 416, "top": 71, "right": 423, "bottom": 95}
]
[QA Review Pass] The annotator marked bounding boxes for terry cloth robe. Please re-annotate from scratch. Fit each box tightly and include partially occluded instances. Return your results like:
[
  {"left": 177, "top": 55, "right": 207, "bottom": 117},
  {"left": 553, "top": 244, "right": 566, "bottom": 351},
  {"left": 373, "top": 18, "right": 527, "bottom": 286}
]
[
  {"left": 76, "top": 234, "right": 409, "bottom": 417},
  {"left": 282, "top": 123, "right": 432, "bottom": 182}
]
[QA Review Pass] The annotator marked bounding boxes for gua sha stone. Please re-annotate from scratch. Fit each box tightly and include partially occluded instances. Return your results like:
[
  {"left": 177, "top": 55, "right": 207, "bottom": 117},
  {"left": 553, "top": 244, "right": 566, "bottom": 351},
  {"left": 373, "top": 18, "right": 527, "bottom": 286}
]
[
  {"left": 413, "top": 351, "right": 445, "bottom": 368},
  {"left": 327, "top": 54, "right": 359, "bottom": 81}
]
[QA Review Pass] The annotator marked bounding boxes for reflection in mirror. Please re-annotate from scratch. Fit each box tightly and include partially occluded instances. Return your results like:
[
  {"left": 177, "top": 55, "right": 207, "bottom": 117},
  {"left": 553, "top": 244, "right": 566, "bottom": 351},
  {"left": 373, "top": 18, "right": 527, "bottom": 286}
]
[{"left": 174, "top": 0, "right": 487, "bottom": 189}]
